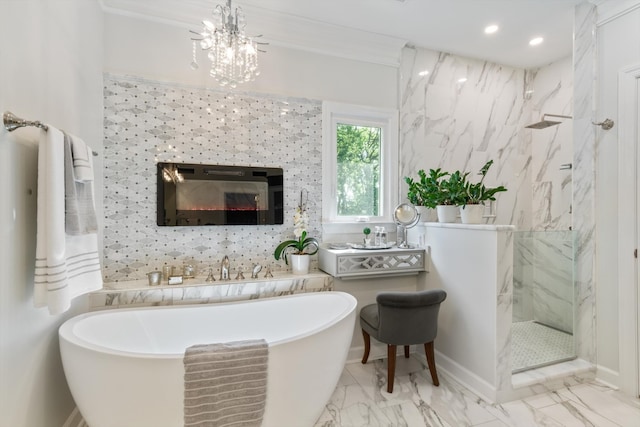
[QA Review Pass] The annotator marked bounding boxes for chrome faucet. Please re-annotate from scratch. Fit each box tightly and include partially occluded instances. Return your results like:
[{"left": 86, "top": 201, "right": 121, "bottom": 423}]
[
  {"left": 251, "top": 264, "right": 262, "bottom": 279},
  {"left": 220, "top": 255, "right": 230, "bottom": 281}
]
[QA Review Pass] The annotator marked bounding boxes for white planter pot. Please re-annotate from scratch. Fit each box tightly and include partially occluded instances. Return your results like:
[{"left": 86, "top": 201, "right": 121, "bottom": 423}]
[
  {"left": 290, "top": 254, "right": 310, "bottom": 275},
  {"left": 415, "top": 206, "right": 434, "bottom": 222},
  {"left": 436, "top": 205, "right": 458, "bottom": 223},
  {"left": 460, "top": 204, "right": 485, "bottom": 224}
]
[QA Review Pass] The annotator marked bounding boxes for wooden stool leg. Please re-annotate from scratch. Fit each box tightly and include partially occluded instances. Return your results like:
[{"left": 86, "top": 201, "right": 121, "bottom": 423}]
[
  {"left": 404, "top": 345, "right": 410, "bottom": 358},
  {"left": 361, "top": 330, "right": 371, "bottom": 364},
  {"left": 387, "top": 344, "right": 397, "bottom": 393},
  {"left": 424, "top": 341, "right": 439, "bottom": 386}
]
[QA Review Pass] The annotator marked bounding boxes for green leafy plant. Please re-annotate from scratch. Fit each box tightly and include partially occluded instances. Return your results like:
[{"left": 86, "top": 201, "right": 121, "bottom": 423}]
[
  {"left": 274, "top": 230, "right": 319, "bottom": 265},
  {"left": 404, "top": 168, "right": 450, "bottom": 208},
  {"left": 462, "top": 160, "right": 507, "bottom": 206},
  {"left": 440, "top": 170, "right": 470, "bottom": 206},
  {"left": 363, "top": 227, "right": 371, "bottom": 236}
]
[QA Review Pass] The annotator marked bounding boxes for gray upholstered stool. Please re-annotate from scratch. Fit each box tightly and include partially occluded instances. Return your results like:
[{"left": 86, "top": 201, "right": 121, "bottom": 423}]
[{"left": 360, "top": 289, "right": 447, "bottom": 393}]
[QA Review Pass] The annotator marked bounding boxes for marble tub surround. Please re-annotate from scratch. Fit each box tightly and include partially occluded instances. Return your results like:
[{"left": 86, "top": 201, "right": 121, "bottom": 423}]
[
  {"left": 89, "top": 272, "right": 332, "bottom": 310},
  {"left": 102, "top": 74, "right": 322, "bottom": 283}
]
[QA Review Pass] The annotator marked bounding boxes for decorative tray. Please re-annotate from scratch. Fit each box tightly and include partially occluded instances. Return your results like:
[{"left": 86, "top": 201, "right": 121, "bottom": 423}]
[{"left": 347, "top": 243, "right": 396, "bottom": 250}]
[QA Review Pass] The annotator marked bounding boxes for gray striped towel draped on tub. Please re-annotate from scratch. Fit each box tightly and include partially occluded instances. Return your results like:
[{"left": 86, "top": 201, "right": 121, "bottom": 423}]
[{"left": 184, "top": 339, "right": 269, "bottom": 427}]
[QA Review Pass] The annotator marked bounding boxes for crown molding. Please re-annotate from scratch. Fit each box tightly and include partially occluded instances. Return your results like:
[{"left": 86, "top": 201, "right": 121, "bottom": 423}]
[
  {"left": 596, "top": 0, "right": 640, "bottom": 26},
  {"left": 100, "top": 0, "right": 406, "bottom": 67}
]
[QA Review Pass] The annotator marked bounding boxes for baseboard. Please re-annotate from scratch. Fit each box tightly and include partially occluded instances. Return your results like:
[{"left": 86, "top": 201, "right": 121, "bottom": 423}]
[
  {"left": 595, "top": 364, "right": 620, "bottom": 389},
  {"left": 433, "top": 350, "right": 497, "bottom": 403}
]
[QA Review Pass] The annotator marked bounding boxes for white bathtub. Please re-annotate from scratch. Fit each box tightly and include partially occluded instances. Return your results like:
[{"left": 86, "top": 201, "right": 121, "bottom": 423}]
[{"left": 59, "top": 291, "right": 356, "bottom": 427}]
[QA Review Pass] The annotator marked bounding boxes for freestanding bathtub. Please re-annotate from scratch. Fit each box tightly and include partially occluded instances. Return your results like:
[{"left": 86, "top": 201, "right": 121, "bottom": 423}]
[{"left": 59, "top": 291, "right": 357, "bottom": 427}]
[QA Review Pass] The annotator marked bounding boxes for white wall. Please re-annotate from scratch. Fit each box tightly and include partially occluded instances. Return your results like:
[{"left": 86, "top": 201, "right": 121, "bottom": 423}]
[
  {"left": 0, "top": 1, "right": 103, "bottom": 426},
  {"left": 103, "top": 13, "right": 398, "bottom": 109},
  {"left": 594, "top": 2, "right": 640, "bottom": 385}
]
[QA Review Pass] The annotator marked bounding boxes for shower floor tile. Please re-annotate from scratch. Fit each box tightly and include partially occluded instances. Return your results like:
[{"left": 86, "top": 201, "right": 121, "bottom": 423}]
[{"left": 512, "top": 320, "right": 575, "bottom": 373}]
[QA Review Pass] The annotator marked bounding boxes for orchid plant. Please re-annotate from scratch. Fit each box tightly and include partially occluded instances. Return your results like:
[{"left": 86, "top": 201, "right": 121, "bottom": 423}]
[{"left": 274, "top": 190, "right": 319, "bottom": 265}]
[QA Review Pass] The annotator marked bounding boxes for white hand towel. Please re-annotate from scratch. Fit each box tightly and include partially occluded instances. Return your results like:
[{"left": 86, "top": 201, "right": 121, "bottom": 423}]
[
  {"left": 64, "top": 133, "right": 97, "bottom": 235},
  {"left": 68, "top": 133, "right": 93, "bottom": 182},
  {"left": 34, "top": 127, "right": 103, "bottom": 315}
]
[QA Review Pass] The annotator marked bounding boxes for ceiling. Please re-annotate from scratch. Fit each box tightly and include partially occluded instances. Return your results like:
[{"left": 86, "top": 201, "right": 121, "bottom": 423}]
[{"left": 101, "top": 0, "right": 586, "bottom": 69}]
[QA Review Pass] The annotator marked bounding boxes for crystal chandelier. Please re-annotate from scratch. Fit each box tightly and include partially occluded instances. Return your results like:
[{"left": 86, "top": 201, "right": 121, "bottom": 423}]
[{"left": 190, "top": 0, "right": 261, "bottom": 88}]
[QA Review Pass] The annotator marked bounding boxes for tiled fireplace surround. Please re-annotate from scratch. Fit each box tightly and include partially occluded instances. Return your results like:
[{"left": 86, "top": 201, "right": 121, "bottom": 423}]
[{"left": 101, "top": 6, "right": 596, "bottom": 385}]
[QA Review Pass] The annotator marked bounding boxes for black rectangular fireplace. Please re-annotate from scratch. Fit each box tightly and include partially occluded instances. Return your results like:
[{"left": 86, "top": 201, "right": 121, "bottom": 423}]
[{"left": 157, "top": 163, "right": 284, "bottom": 226}]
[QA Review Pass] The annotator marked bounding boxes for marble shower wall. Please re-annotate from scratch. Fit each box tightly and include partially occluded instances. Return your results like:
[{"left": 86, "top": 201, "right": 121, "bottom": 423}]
[
  {"left": 399, "top": 47, "right": 573, "bottom": 231},
  {"left": 513, "top": 231, "right": 574, "bottom": 333},
  {"left": 529, "top": 57, "right": 574, "bottom": 231},
  {"left": 399, "top": 46, "right": 534, "bottom": 228},
  {"left": 572, "top": 2, "right": 597, "bottom": 362},
  {"left": 102, "top": 75, "right": 322, "bottom": 282}
]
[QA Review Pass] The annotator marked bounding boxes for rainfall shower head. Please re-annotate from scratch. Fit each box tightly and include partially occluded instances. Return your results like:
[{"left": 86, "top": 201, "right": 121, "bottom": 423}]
[{"left": 525, "top": 113, "right": 572, "bottom": 129}]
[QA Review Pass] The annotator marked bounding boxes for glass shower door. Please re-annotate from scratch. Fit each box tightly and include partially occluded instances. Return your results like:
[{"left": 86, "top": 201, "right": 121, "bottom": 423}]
[{"left": 512, "top": 230, "right": 575, "bottom": 373}]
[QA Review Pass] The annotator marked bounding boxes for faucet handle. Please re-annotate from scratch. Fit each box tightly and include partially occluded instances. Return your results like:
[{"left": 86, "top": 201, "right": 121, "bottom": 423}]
[
  {"left": 251, "top": 264, "right": 262, "bottom": 279},
  {"left": 235, "top": 268, "right": 245, "bottom": 280},
  {"left": 205, "top": 268, "right": 216, "bottom": 282},
  {"left": 264, "top": 266, "right": 273, "bottom": 278}
]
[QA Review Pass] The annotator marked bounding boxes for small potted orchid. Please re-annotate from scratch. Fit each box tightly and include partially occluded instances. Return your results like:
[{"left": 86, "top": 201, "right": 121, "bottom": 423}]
[{"left": 274, "top": 190, "right": 319, "bottom": 274}]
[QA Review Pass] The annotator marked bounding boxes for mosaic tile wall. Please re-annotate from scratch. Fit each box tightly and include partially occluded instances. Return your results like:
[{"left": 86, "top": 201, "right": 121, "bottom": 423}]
[{"left": 103, "top": 75, "right": 322, "bottom": 282}]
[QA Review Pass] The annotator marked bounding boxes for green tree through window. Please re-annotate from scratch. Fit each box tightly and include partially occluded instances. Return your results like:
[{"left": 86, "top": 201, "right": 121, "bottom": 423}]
[{"left": 336, "top": 123, "right": 381, "bottom": 216}]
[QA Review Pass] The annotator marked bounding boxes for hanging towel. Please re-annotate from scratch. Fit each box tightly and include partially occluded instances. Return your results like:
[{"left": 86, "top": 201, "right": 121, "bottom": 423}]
[
  {"left": 184, "top": 340, "right": 268, "bottom": 427},
  {"left": 34, "top": 127, "right": 103, "bottom": 315},
  {"left": 68, "top": 132, "right": 93, "bottom": 182},
  {"left": 63, "top": 132, "right": 97, "bottom": 235}
]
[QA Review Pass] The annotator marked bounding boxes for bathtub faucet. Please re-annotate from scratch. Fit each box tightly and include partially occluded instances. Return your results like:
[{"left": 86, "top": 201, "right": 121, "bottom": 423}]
[
  {"left": 220, "top": 255, "right": 230, "bottom": 281},
  {"left": 251, "top": 264, "right": 262, "bottom": 279}
]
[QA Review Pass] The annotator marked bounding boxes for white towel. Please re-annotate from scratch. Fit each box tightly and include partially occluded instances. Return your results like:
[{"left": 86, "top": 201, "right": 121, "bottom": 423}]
[
  {"left": 64, "top": 133, "right": 97, "bottom": 235},
  {"left": 68, "top": 132, "right": 93, "bottom": 182},
  {"left": 34, "top": 127, "right": 103, "bottom": 315}
]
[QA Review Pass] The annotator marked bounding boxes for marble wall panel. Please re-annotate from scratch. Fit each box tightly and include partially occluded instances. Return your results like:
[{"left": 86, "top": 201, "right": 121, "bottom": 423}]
[
  {"left": 103, "top": 75, "right": 322, "bottom": 282},
  {"left": 532, "top": 231, "right": 574, "bottom": 333},
  {"left": 572, "top": 3, "right": 597, "bottom": 362},
  {"left": 529, "top": 56, "right": 574, "bottom": 231},
  {"left": 399, "top": 46, "right": 534, "bottom": 229},
  {"left": 513, "top": 232, "right": 534, "bottom": 322}
]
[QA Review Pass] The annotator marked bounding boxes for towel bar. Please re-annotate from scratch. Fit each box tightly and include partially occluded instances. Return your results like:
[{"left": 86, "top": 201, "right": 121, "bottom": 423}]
[{"left": 3, "top": 111, "right": 98, "bottom": 156}]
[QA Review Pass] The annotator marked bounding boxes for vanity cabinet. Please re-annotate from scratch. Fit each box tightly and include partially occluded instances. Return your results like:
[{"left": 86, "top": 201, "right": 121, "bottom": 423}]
[{"left": 318, "top": 246, "right": 427, "bottom": 279}]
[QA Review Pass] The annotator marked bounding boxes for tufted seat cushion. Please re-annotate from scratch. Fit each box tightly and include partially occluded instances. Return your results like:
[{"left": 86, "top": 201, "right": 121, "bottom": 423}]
[{"left": 358, "top": 289, "right": 447, "bottom": 393}]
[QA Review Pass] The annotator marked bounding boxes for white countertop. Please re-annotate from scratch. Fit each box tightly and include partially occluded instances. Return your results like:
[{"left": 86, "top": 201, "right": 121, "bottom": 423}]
[{"left": 418, "top": 222, "right": 515, "bottom": 231}]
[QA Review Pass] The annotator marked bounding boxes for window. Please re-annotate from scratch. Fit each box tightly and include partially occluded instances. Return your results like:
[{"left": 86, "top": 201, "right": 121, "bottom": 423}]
[{"left": 322, "top": 102, "right": 398, "bottom": 223}]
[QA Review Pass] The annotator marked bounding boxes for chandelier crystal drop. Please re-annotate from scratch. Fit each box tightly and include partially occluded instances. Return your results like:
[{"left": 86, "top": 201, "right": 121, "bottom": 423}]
[{"left": 190, "top": 0, "right": 261, "bottom": 88}]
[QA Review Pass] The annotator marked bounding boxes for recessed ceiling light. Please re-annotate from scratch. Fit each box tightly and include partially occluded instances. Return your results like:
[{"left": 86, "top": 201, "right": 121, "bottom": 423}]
[
  {"left": 457, "top": 77, "right": 467, "bottom": 83},
  {"left": 484, "top": 24, "right": 499, "bottom": 34},
  {"left": 529, "top": 37, "right": 544, "bottom": 46},
  {"left": 418, "top": 70, "right": 429, "bottom": 76}
]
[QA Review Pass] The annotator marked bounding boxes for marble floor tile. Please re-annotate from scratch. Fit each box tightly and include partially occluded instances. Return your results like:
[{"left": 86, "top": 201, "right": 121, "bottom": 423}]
[{"left": 316, "top": 357, "right": 640, "bottom": 427}]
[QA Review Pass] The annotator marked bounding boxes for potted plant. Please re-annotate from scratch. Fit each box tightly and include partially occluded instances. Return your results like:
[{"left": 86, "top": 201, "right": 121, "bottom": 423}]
[
  {"left": 362, "top": 227, "right": 372, "bottom": 246},
  {"left": 404, "top": 168, "right": 449, "bottom": 221},
  {"left": 436, "top": 170, "right": 469, "bottom": 222},
  {"left": 459, "top": 160, "right": 507, "bottom": 224},
  {"left": 274, "top": 230, "right": 320, "bottom": 274},
  {"left": 274, "top": 192, "right": 319, "bottom": 274}
]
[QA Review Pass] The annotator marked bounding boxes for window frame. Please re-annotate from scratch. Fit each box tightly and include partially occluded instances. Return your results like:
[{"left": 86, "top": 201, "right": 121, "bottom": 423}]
[{"left": 322, "top": 101, "right": 399, "bottom": 224}]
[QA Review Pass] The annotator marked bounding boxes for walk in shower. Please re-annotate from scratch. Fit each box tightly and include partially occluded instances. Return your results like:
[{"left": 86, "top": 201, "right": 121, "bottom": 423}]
[{"left": 512, "top": 230, "right": 575, "bottom": 373}]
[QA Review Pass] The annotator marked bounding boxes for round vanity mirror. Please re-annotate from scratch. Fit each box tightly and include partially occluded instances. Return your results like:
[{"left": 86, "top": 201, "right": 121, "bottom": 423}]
[{"left": 393, "top": 203, "right": 420, "bottom": 248}]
